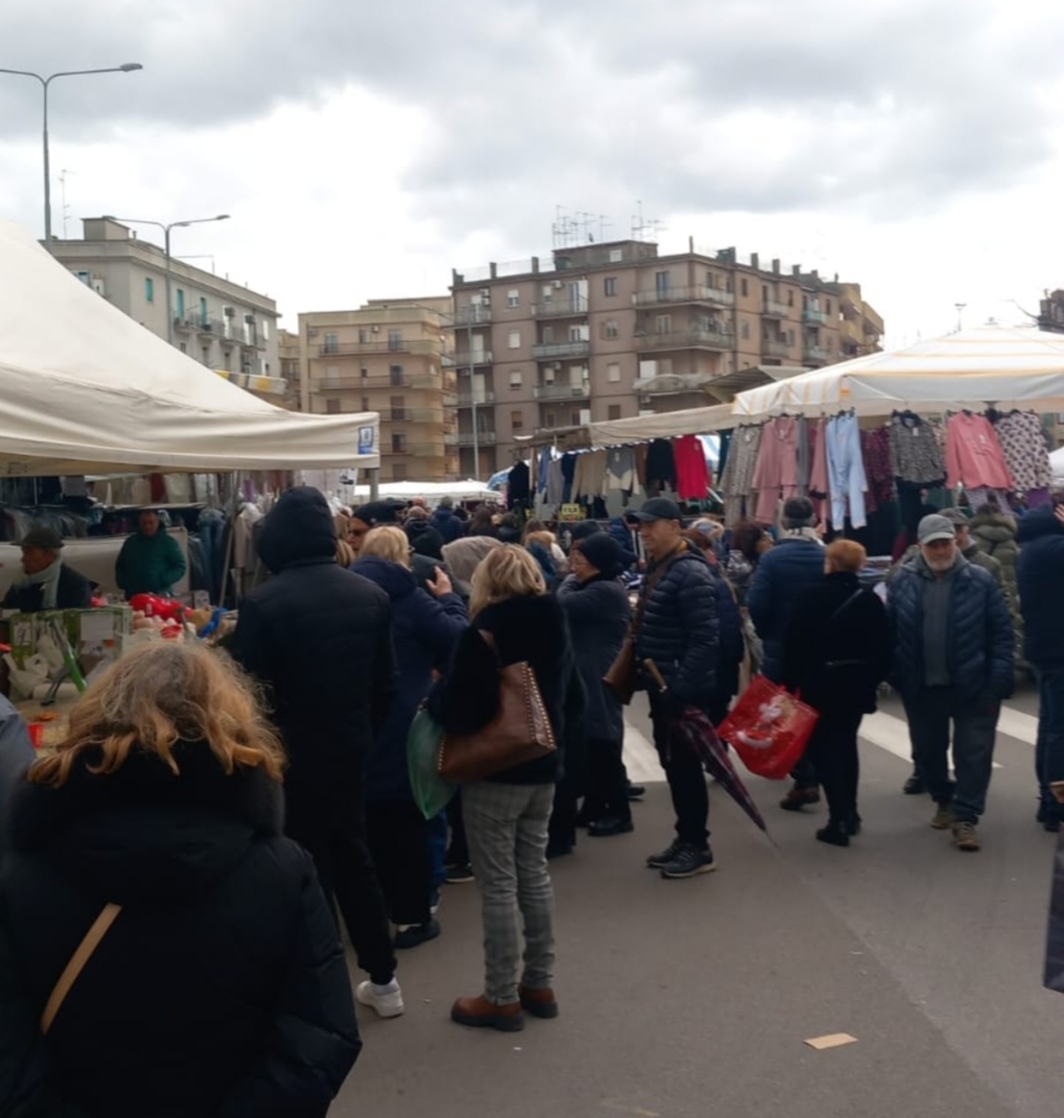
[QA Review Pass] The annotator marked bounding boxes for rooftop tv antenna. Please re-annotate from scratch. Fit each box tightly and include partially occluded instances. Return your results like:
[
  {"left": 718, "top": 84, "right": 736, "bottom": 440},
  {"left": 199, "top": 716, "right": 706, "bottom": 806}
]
[
  {"left": 631, "top": 200, "right": 664, "bottom": 242},
  {"left": 59, "top": 169, "right": 75, "bottom": 238}
]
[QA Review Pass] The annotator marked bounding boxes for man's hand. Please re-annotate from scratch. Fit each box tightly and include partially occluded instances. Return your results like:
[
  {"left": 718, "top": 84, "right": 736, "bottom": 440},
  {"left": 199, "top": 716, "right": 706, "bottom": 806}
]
[
  {"left": 1054, "top": 505, "right": 1064, "bottom": 529},
  {"left": 426, "top": 567, "right": 453, "bottom": 598}
]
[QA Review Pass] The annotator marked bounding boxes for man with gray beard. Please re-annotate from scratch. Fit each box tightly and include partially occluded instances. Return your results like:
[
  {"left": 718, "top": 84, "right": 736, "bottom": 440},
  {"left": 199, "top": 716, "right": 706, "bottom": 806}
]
[{"left": 888, "top": 515, "right": 1014, "bottom": 851}]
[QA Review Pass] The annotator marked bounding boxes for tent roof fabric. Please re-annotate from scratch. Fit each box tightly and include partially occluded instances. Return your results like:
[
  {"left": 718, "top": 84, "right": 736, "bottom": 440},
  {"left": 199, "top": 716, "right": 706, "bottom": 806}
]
[
  {"left": 0, "top": 222, "right": 380, "bottom": 475},
  {"left": 732, "top": 326, "right": 1064, "bottom": 418}
]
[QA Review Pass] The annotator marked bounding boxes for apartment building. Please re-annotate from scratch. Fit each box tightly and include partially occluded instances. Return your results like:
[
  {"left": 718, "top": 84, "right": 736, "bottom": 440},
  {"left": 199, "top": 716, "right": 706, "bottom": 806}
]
[
  {"left": 50, "top": 218, "right": 287, "bottom": 404},
  {"left": 278, "top": 329, "right": 303, "bottom": 411},
  {"left": 837, "top": 282, "right": 885, "bottom": 358},
  {"left": 298, "top": 299, "right": 458, "bottom": 482},
  {"left": 450, "top": 238, "right": 882, "bottom": 477}
]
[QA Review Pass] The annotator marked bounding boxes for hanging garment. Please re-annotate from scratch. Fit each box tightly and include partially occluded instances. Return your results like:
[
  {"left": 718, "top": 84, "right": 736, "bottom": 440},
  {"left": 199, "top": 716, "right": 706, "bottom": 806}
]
[
  {"left": 606, "top": 446, "right": 637, "bottom": 493},
  {"left": 808, "top": 419, "right": 829, "bottom": 498},
  {"left": 945, "top": 412, "right": 1013, "bottom": 492},
  {"left": 716, "top": 430, "right": 732, "bottom": 489},
  {"left": 673, "top": 435, "right": 710, "bottom": 501},
  {"left": 889, "top": 412, "right": 946, "bottom": 486},
  {"left": 645, "top": 440, "right": 677, "bottom": 493},
  {"left": 796, "top": 418, "right": 810, "bottom": 496},
  {"left": 993, "top": 410, "right": 1051, "bottom": 496},
  {"left": 537, "top": 450, "right": 552, "bottom": 499},
  {"left": 964, "top": 486, "right": 1008, "bottom": 512},
  {"left": 826, "top": 413, "right": 868, "bottom": 529},
  {"left": 507, "top": 461, "right": 531, "bottom": 509},
  {"left": 561, "top": 454, "right": 576, "bottom": 502},
  {"left": 861, "top": 427, "right": 894, "bottom": 515},
  {"left": 720, "top": 425, "right": 763, "bottom": 525},
  {"left": 753, "top": 416, "right": 800, "bottom": 524},
  {"left": 547, "top": 459, "right": 565, "bottom": 506},
  {"left": 572, "top": 450, "right": 608, "bottom": 502},
  {"left": 1028, "top": 487, "right": 1053, "bottom": 510}
]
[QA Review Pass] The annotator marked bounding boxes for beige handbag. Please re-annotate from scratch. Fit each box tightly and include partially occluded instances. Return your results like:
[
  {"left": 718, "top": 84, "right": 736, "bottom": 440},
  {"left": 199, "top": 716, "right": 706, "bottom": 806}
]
[{"left": 41, "top": 902, "right": 122, "bottom": 1036}]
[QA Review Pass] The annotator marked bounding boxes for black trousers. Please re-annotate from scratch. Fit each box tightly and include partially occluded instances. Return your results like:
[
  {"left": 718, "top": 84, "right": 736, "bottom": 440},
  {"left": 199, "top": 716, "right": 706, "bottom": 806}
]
[
  {"left": 286, "top": 789, "right": 397, "bottom": 986},
  {"left": 804, "top": 710, "right": 863, "bottom": 822},
  {"left": 650, "top": 696, "right": 709, "bottom": 848},
  {"left": 583, "top": 737, "right": 631, "bottom": 822},
  {"left": 445, "top": 790, "right": 470, "bottom": 866},
  {"left": 365, "top": 798, "right": 432, "bottom": 927}
]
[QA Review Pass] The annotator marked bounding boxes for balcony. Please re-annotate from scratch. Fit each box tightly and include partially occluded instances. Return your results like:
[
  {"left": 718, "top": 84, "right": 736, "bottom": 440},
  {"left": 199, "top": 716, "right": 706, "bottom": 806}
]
[
  {"left": 453, "top": 305, "right": 493, "bottom": 326},
  {"left": 531, "top": 340, "right": 590, "bottom": 361},
  {"left": 195, "top": 316, "right": 217, "bottom": 337},
  {"left": 802, "top": 308, "right": 828, "bottom": 325},
  {"left": 173, "top": 314, "right": 192, "bottom": 333},
  {"left": 533, "top": 296, "right": 589, "bottom": 319},
  {"left": 762, "top": 339, "right": 792, "bottom": 359},
  {"left": 763, "top": 300, "right": 789, "bottom": 318},
  {"left": 803, "top": 344, "right": 828, "bottom": 362},
  {"left": 636, "top": 328, "right": 734, "bottom": 353},
  {"left": 633, "top": 285, "right": 734, "bottom": 309},
  {"left": 454, "top": 350, "right": 494, "bottom": 367},
  {"left": 388, "top": 407, "right": 446, "bottom": 424},
  {"left": 317, "top": 338, "right": 441, "bottom": 358},
  {"left": 457, "top": 431, "right": 498, "bottom": 447},
  {"left": 442, "top": 390, "right": 459, "bottom": 407},
  {"left": 534, "top": 382, "right": 591, "bottom": 401},
  {"left": 401, "top": 442, "right": 449, "bottom": 458},
  {"left": 458, "top": 389, "right": 495, "bottom": 406},
  {"left": 309, "top": 372, "right": 443, "bottom": 392}
]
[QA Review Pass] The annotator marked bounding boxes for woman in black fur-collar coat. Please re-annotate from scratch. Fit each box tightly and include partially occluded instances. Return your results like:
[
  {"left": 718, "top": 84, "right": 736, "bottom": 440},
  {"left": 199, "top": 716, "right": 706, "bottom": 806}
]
[{"left": 0, "top": 642, "right": 360, "bottom": 1118}]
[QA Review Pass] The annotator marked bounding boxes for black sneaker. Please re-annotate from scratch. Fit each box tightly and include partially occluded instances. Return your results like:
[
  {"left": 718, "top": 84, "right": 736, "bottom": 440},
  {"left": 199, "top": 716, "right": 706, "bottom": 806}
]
[
  {"left": 903, "top": 773, "right": 926, "bottom": 795},
  {"left": 394, "top": 918, "right": 441, "bottom": 950},
  {"left": 587, "top": 816, "right": 634, "bottom": 837},
  {"left": 646, "top": 838, "right": 683, "bottom": 869},
  {"left": 626, "top": 784, "right": 646, "bottom": 801},
  {"left": 659, "top": 842, "right": 717, "bottom": 879},
  {"left": 445, "top": 863, "right": 474, "bottom": 885}
]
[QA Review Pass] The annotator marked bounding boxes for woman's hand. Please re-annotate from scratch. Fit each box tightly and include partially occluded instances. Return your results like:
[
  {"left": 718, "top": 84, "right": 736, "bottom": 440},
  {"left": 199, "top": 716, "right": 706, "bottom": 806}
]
[{"left": 427, "top": 568, "right": 453, "bottom": 598}]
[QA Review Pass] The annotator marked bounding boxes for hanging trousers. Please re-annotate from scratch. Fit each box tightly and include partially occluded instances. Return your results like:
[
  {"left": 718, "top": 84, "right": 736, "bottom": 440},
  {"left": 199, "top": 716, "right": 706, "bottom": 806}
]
[{"left": 826, "top": 414, "right": 868, "bottom": 529}]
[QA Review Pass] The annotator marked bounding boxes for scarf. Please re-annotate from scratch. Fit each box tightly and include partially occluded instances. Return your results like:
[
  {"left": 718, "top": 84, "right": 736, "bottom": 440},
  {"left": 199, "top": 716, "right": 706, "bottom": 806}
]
[
  {"left": 781, "top": 527, "right": 824, "bottom": 546},
  {"left": 17, "top": 557, "right": 63, "bottom": 610}
]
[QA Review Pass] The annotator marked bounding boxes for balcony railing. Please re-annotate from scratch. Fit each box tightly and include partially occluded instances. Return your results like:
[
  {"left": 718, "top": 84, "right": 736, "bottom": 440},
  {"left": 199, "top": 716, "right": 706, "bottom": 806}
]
[
  {"left": 458, "top": 390, "right": 495, "bottom": 405},
  {"left": 442, "top": 390, "right": 459, "bottom": 407},
  {"left": 399, "top": 442, "right": 449, "bottom": 457},
  {"left": 317, "top": 338, "right": 441, "bottom": 358},
  {"left": 457, "top": 431, "right": 498, "bottom": 447},
  {"left": 763, "top": 300, "right": 790, "bottom": 318},
  {"left": 531, "top": 341, "right": 590, "bottom": 360},
  {"left": 389, "top": 408, "right": 446, "bottom": 424},
  {"left": 635, "top": 329, "right": 734, "bottom": 352},
  {"left": 802, "top": 309, "right": 828, "bottom": 325},
  {"left": 310, "top": 373, "right": 444, "bottom": 392},
  {"left": 762, "top": 339, "right": 792, "bottom": 359},
  {"left": 533, "top": 296, "right": 589, "bottom": 318},
  {"left": 454, "top": 350, "right": 494, "bottom": 367},
  {"left": 803, "top": 344, "right": 828, "bottom": 361},
  {"left": 633, "top": 285, "right": 734, "bottom": 308},
  {"left": 453, "top": 305, "right": 493, "bottom": 326},
  {"left": 534, "top": 383, "right": 591, "bottom": 401}
]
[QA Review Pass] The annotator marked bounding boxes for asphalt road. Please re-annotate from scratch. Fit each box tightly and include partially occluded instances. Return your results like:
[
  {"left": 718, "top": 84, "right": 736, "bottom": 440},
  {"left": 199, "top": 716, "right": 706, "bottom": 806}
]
[{"left": 331, "top": 685, "right": 1059, "bottom": 1118}]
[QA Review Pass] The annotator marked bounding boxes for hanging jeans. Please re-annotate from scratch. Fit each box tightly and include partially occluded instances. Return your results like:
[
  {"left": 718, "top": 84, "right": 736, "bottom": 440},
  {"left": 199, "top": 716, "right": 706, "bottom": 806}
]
[{"left": 826, "top": 414, "right": 868, "bottom": 529}]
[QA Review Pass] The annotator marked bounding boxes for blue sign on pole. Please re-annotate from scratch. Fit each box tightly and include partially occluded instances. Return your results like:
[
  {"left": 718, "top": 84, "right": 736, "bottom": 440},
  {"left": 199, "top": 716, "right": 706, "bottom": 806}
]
[{"left": 358, "top": 426, "right": 375, "bottom": 455}]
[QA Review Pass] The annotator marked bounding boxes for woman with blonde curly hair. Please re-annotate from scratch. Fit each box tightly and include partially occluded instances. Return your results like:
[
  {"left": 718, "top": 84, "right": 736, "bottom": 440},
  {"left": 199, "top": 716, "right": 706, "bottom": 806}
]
[{"left": 0, "top": 642, "right": 360, "bottom": 1118}]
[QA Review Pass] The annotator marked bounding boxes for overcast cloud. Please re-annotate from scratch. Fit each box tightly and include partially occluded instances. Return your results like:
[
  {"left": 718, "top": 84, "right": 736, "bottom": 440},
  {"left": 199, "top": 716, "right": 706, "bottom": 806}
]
[{"left": 2, "top": 0, "right": 1064, "bottom": 341}]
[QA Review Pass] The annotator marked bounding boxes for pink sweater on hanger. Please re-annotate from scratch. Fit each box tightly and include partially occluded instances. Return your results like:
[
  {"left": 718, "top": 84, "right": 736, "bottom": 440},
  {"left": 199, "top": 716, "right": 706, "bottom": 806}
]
[
  {"left": 945, "top": 412, "right": 1013, "bottom": 491},
  {"left": 753, "top": 416, "right": 799, "bottom": 523}
]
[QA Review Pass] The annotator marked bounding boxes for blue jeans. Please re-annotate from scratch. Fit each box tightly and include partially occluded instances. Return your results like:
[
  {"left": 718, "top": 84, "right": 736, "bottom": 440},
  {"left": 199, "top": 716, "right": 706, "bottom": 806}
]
[{"left": 1036, "top": 666, "right": 1064, "bottom": 813}]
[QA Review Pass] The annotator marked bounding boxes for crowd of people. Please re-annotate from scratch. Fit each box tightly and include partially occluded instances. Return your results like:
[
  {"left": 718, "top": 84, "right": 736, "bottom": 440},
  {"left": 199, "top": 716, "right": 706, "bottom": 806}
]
[{"left": 2, "top": 480, "right": 1063, "bottom": 1115}]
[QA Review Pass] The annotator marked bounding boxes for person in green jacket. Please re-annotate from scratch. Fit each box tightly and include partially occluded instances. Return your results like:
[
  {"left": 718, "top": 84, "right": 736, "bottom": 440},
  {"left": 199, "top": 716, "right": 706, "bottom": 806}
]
[{"left": 115, "top": 510, "right": 187, "bottom": 598}]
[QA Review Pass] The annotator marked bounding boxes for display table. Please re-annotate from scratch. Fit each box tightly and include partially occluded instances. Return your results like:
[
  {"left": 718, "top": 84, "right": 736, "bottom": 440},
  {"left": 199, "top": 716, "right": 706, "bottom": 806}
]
[{"left": 17, "top": 695, "right": 79, "bottom": 753}]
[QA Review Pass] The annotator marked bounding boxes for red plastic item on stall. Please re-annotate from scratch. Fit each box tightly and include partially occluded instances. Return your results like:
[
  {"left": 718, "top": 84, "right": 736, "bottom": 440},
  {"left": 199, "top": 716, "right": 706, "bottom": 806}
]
[
  {"left": 27, "top": 723, "right": 44, "bottom": 750},
  {"left": 129, "top": 594, "right": 183, "bottom": 621}
]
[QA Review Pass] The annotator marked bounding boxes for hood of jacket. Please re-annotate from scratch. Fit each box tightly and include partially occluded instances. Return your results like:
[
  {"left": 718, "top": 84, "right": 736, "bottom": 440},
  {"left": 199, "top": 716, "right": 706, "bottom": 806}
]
[
  {"left": 256, "top": 486, "right": 337, "bottom": 572},
  {"left": 442, "top": 536, "right": 503, "bottom": 592},
  {"left": 7, "top": 743, "right": 284, "bottom": 904},
  {"left": 474, "top": 591, "right": 566, "bottom": 640},
  {"left": 1017, "top": 506, "right": 1064, "bottom": 545},
  {"left": 352, "top": 555, "right": 418, "bottom": 601},
  {"left": 969, "top": 510, "right": 1017, "bottom": 543}
]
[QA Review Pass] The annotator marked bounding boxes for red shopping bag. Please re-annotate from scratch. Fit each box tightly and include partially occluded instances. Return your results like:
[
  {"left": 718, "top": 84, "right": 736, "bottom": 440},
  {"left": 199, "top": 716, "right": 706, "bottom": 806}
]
[{"left": 717, "top": 675, "right": 819, "bottom": 780}]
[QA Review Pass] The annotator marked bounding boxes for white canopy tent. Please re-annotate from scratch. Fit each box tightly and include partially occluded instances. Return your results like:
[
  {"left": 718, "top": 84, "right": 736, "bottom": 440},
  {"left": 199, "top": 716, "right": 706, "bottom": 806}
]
[
  {"left": 732, "top": 326, "right": 1064, "bottom": 419},
  {"left": 343, "top": 480, "right": 499, "bottom": 505},
  {"left": 0, "top": 222, "right": 379, "bottom": 475}
]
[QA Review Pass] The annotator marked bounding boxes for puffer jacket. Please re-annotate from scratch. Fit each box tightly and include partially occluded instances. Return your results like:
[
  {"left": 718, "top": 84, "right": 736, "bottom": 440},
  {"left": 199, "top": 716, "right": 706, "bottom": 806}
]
[
  {"left": 1017, "top": 507, "right": 1064, "bottom": 666},
  {"left": 970, "top": 509, "right": 1025, "bottom": 671},
  {"left": 887, "top": 554, "right": 1014, "bottom": 701},
  {"left": 429, "top": 506, "right": 465, "bottom": 544},
  {"left": 634, "top": 544, "right": 719, "bottom": 708}
]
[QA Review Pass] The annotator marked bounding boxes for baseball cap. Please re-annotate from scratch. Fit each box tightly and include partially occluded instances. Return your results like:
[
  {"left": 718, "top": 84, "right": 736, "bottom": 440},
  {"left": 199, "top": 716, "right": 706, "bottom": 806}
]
[
  {"left": 633, "top": 498, "right": 684, "bottom": 523},
  {"left": 19, "top": 526, "right": 64, "bottom": 551},
  {"left": 918, "top": 514, "right": 957, "bottom": 544}
]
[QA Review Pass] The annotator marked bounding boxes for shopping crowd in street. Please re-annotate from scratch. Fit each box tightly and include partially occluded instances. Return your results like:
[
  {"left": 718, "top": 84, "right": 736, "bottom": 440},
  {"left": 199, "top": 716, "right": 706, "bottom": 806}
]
[{"left": 2, "top": 481, "right": 1063, "bottom": 1117}]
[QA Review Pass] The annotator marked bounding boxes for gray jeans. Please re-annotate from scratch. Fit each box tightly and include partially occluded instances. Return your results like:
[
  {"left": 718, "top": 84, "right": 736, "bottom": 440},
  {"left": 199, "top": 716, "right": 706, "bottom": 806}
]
[{"left": 463, "top": 781, "right": 555, "bottom": 1005}]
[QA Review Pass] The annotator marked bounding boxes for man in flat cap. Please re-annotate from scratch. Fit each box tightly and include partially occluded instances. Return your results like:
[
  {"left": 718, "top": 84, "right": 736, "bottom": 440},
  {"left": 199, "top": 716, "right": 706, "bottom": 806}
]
[{"left": 2, "top": 527, "right": 93, "bottom": 613}]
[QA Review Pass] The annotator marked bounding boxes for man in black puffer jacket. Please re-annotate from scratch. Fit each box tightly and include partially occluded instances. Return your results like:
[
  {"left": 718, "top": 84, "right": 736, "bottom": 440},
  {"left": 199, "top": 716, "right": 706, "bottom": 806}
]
[
  {"left": 231, "top": 487, "right": 404, "bottom": 1018},
  {"left": 888, "top": 514, "right": 1013, "bottom": 853},
  {"left": 633, "top": 499, "right": 720, "bottom": 880}
]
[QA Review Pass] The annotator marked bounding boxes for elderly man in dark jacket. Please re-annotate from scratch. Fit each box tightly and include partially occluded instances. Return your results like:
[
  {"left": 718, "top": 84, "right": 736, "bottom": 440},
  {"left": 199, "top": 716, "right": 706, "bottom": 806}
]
[
  {"left": 231, "top": 487, "right": 404, "bottom": 1018},
  {"left": 632, "top": 498, "right": 720, "bottom": 880},
  {"left": 2, "top": 527, "right": 93, "bottom": 613},
  {"left": 1017, "top": 501, "right": 1064, "bottom": 830},
  {"left": 888, "top": 514, "right": 1014, "bottom": 852}
]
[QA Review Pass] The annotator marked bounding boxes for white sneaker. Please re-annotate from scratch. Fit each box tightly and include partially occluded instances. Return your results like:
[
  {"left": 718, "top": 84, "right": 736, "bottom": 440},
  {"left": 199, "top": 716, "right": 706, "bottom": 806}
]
[{"left": 356, "top": 979, "right": 405, "bottom": 1018}]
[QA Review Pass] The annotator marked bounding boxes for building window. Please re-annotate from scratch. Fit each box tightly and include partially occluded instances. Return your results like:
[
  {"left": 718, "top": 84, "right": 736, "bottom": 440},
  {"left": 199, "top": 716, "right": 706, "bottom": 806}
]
[
  {"left": 262, "top": 319, "right": 270, "bottom": 340},
  {"left": 604, "top": 277, "right": 617, "bottom": 297},
  {"left": 825, "top": 299, "right": 832, "bottom": 315},
  {"left": 740, "top": 278, "right": 748, "bottom": 298},
  {"left": 224, "top": 350, "right": 232, "bottom": 372},
  {"left": 392, "top": 463, "right": 408, "bottom": 481},
  {"left": 76, "top": 271, "right": 90, "bottom": 285},
  {"left": 510, "top": 370, "right": 523, "bottom": 388},
  {"left": 199, "top": 296, "right": 208, "bottom": 326},
  {"left": 609, "top": 248, "right": 623, "bottom": 263},
  {"left": 326, "top": 398, "right": 341, "bottom": 414},
  {"left": 512, "top": 410, "right": 524, "bottom": 431},
  {"left": 176, "top": 289, "right": 185, "bottom": 317},
  {"left": 655, "top": 315, "right": 671, "bottom": 334},
  {"left": 323, "top": 332, "right": 339, "bottom": 354},
  {"left": 655, "top": 271, "right": 669, "bottom": 295},
  {"left": 390, "top": 364, "right": 403, "bottom": 386},
  {"left": 360, "top": 367, "right": 368, "bottom": 379},
  {"left": 201, "top": 347, "right": 210, "bottom": 365},
  {"left": 568, "top": 325, "right": 585, "bottom": 342},
  {"left": 361, "top": 396, "right": 370, "bottom": 411},
  {"left": 390, "top": 395, "right": 406, "bottom": 421},
  {"left": 545, "top": 413, "right": 557, "bottom": 428},
  {"left": 388, "top": 329, "right": 402, "bottom": 351},
  {"left": 607, "top": 362, "right": 621, "bottom": 383},
  {"left": 741, "top": 320, "right": 750, "bottom": 340},
  {"left": 358, "top": 328, "right": 370, "bottom": 343},
  {"left": 508, "top": 329, "right": 520, "bottom": 349},
  {"left": 570, "top": 410, "right": 582, "bottom": 426},
  {"left": 602, "top": 319, "right": 619, "bottom": 340},
  {"left": 144, "top": 277, "right": 154, "bottom": 303},
  {"left": 179, "top": 342, "right": 187, "bottom": 354},
  {"left": 608, "top": 404, "right": 622, "bottom": 420},
  {"left": 392, "top": 432, "right": 407, "bottom": 453},
  {"left": 507, "top": 289, "right": 519, "bottom": 307},
  {"left": 788, "top": 290, "right": 795, "bottom": 306},
  {"left": 542, "top": 326, "right": 555, "bottom": 344}
]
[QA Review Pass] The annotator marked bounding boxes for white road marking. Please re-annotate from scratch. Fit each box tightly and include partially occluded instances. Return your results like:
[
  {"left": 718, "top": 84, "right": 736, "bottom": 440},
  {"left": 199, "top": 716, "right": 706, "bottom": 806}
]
[
  {"left": 996, "top": 705, "right": 1039, "bottom": 746},
  {"left": 622, "top": 723, "right": 666, "bottom": 783}
]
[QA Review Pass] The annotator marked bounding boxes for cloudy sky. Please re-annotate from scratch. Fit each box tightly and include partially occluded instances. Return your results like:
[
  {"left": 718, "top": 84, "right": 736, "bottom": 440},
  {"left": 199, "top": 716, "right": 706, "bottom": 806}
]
[{"left": 2, "top": 0, "right": 1063, "bottom": 344}]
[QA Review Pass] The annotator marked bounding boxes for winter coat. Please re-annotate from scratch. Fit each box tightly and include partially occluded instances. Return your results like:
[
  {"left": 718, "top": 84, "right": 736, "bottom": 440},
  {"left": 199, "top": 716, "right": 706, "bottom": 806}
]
[
  {"left": 633, "top": 544, "right": 719, "bottom": 708},
  {"left": 970, "top": 509, "right": 1025, "bottom": 671},
  {"left": 0, "top": 745, "right": 359, "bottom": 1118},
  {"left": 430, "top": 507, "right": 465, "bottom": 544},
  {"left": 428, "top": 594, "right": 585, "bottom": 784},
  {"left": 351, "top": 556, "right": 468, "bottom": 800},
  {"left": 406, "top": 520, "right": 445, "bottom": 561},
  {"left": 887, "top": 554, "right": 1014, "bottom": 701},
  {"left": 1, "top": 564, "right": 94, "bottom": 613},
  {"left": 114, "top": 530, "right": 187, "bottom": 597},
  {"left": 890, "top": 541, "right": 1003, "bottom": 588},
  {"left": 230, "top": 487, "right": 396, "bottom": 816},
  {"left": 557, "top": 574, "right": 631, "bottom": 743},
  {"left": 747, "top": 533, "right": 826, "bottom": 682},
  {"left": 606, "top": 519, "right": 639, "bottom": 568},
  {"left": 713, "top": 568, "right": 745, "bottom": 703},
  {"left": 0, "top": 697, "right": 33, "bottom": 856},
  {"left": 1017, "top": 507, "right": 1064, "bottom": 666},
  {"left": 782, "top": 571, "right": 892, "bottom": 717}
]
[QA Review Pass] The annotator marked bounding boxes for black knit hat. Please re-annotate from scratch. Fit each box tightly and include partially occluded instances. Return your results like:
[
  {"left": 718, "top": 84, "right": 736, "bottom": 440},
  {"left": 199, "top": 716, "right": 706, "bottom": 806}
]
[
  {"left": 352, "top": 500, "right": 404, "bottom": 527},
  {"left": 570, "top": 520, "right": 605, "bottom": 542},
  {"left": 574, "top": 532, "right": 626, "bottom": 578}
]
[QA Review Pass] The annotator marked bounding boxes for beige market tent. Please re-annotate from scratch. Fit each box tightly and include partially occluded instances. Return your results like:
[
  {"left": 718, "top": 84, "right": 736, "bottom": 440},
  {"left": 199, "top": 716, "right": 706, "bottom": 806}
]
[
  {"left": 732, "top": 326, "right": 1064, "bottom": 419},
  {"left": 0, "top": 222, "right": 380, "bottom": 475}
]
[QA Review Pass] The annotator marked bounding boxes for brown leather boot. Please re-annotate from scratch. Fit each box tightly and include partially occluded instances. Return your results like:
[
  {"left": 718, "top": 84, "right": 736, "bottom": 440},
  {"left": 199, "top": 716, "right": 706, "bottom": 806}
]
[
  {"left": 518, "top": 985, "right": 559, "bottom": 1019},
  {"left": 779, "top": 785, "right": 821, "bottom": 812},
  {"left": 450, "top": 995, "right": 524, "bottom": 1032}
]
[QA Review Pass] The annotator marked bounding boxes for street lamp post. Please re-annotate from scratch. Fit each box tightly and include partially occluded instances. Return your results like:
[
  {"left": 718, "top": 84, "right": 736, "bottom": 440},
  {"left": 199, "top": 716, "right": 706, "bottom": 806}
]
[
  {"left": 103, "top": 215, "right": 230, "bottom": 343},
  {"left": 0, "top": 64, "right": 143, "bottom": 242}
]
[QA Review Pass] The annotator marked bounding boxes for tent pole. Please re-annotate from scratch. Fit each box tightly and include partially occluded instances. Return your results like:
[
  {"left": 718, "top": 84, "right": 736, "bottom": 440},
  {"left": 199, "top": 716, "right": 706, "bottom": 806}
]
[
  {"left": 369, "top": 467, "right": 380, "bottom": 500},
  {"left": 218, "top": 471, "right": 242, "bottom": 607}
]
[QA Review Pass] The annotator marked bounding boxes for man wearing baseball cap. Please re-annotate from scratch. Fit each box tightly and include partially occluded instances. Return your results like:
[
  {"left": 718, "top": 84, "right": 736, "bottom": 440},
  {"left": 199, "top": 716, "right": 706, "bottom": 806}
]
[
  {"left": 887, "top": 513, "right": 1013, "bottom": 851},
  {"left": 2, "top": 526, "right": 93, "bottom": 612},
  {"left": 631, "top": 498, "right": 721, "bottom": 879}
]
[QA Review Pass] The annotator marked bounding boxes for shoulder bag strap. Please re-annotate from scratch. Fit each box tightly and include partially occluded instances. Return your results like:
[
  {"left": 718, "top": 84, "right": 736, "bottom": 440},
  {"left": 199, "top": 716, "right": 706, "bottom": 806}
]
[
  {"left": 41, "top": 902, "right": 122, "bottom": 1036},
  {"left": 828, "top": 588, "right": 864, "bottom": 625},
  {"left": 629, "top": 547, "right": 685, "bottom": 642}
]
